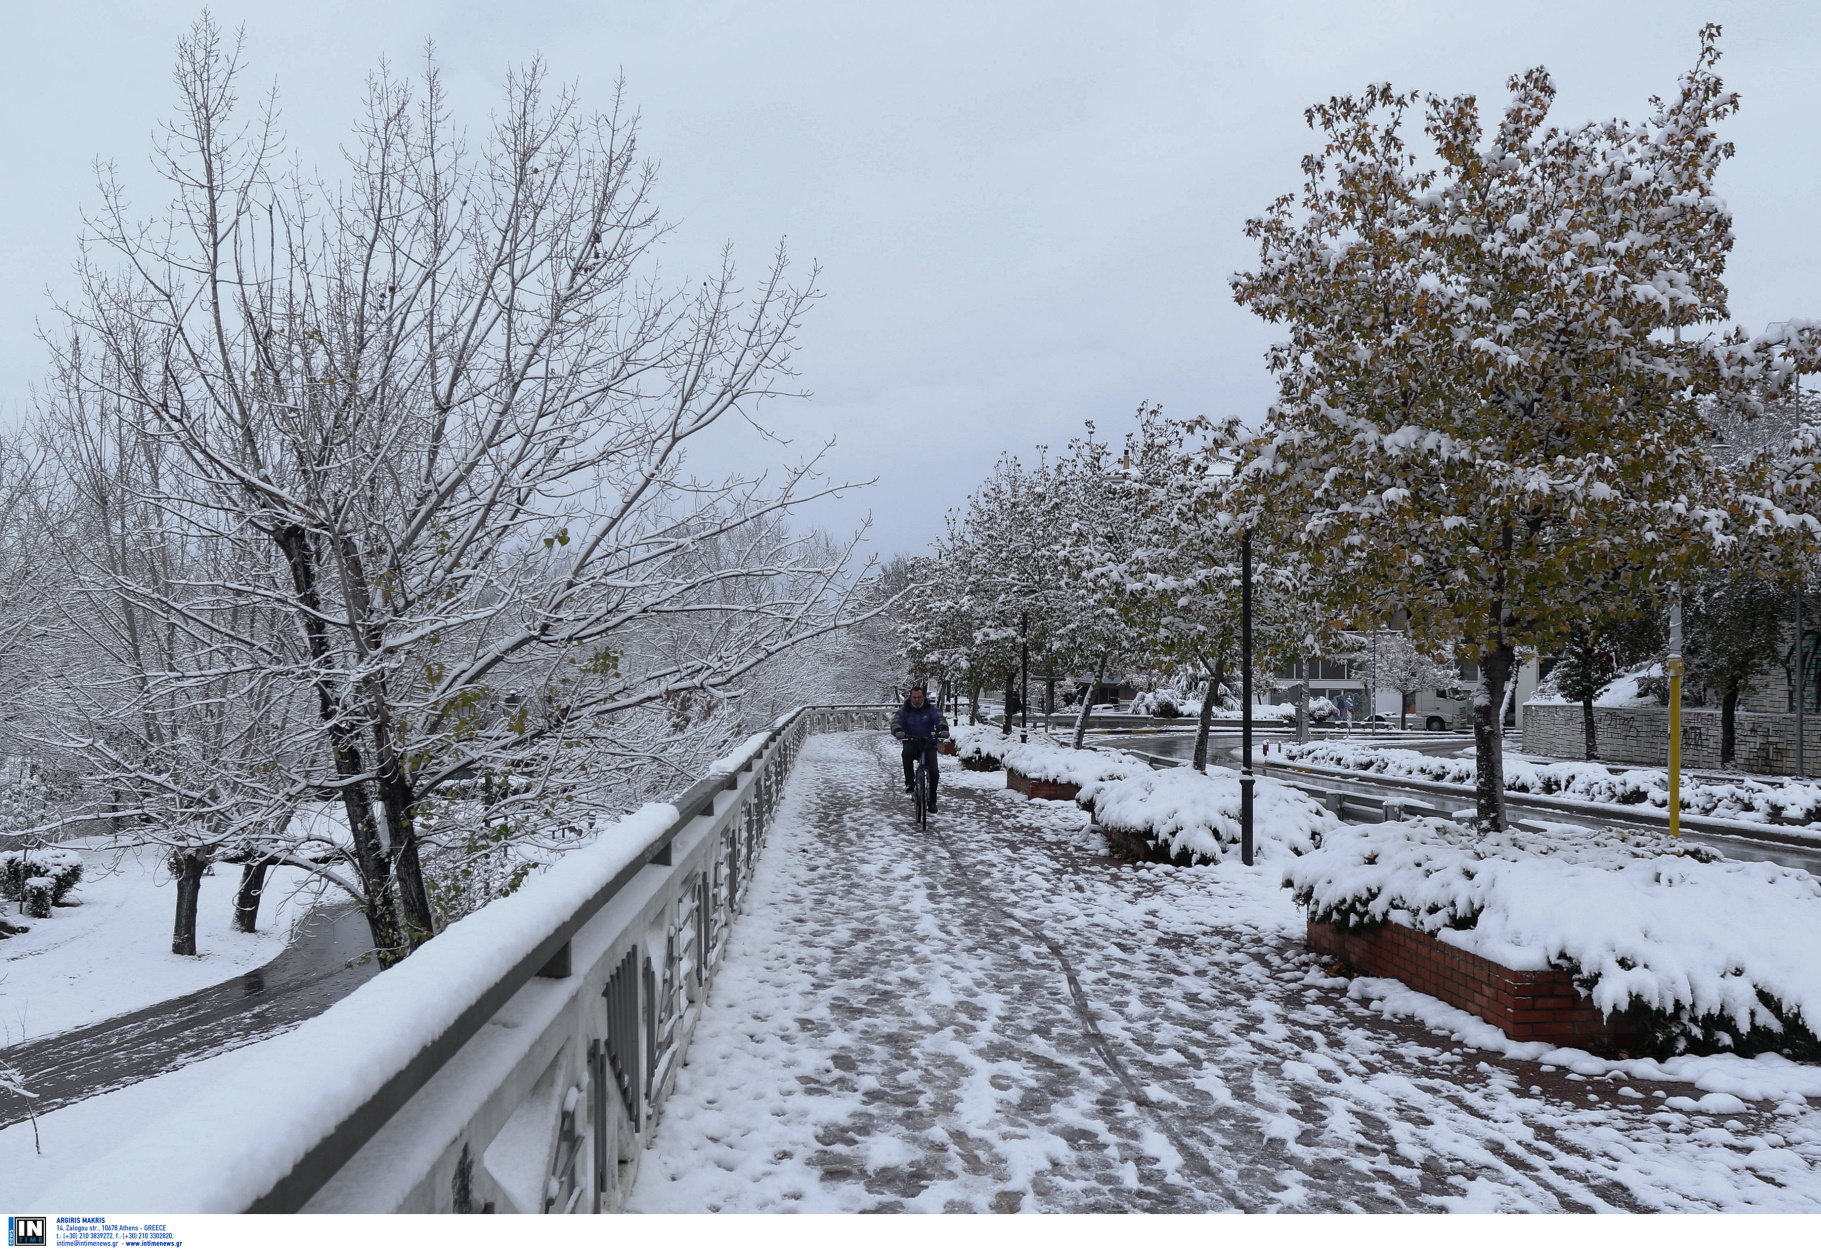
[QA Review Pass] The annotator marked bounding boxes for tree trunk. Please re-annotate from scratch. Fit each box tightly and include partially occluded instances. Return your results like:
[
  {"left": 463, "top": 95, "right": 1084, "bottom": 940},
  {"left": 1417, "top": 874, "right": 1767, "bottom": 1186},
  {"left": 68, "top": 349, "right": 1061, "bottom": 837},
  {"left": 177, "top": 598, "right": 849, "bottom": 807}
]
[
  {"left": 375, "top": 747, "right": 436, "bottom": 944},
  {"left": 1073, "top": 657, "right": 1107, "bottom": 750},
  {"left": 274, "top": 525, "right": 407, "bottom": 964},
  {"left": 1002, "top": 671, "right": 1016, "bottom": 736},
  {"left": 171, "top": 849, "right": 208, "bottom": 956},
  {"left": 1398, "top": 689, "right": 1408, "bottom": 731},
  {"left": 1192, "top": 657, "right": 1225, "bottom": 773},
  {"left": 1472, "top": 644, "right": 1513, "bottom": 832},
  {"left": 1581, "top": 691, "right": 1598, "bottom": 761},
  {"left": 969, "top": 685, "right": 980, "bottom": 725},
  {"left": 233, "top": 859, "right": 270, "bottom": 933},
  {"left": 1721, "top": 686, "right": 1739, "bottom": 767}
]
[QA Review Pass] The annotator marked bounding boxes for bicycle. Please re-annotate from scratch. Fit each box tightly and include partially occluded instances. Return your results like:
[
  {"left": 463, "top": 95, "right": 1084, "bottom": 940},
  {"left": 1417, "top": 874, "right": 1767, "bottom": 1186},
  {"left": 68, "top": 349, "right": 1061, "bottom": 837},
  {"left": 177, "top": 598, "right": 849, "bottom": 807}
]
[{"left": 910, "top": 738, "right": 938, "bottom": 827}]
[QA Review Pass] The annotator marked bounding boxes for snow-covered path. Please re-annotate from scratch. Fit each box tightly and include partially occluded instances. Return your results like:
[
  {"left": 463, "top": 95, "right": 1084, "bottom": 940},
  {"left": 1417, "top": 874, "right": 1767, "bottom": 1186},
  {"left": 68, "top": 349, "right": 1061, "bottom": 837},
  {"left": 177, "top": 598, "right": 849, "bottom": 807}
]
[{"left": 628, "top": 732, "right": 1821, "bottom": 1213}]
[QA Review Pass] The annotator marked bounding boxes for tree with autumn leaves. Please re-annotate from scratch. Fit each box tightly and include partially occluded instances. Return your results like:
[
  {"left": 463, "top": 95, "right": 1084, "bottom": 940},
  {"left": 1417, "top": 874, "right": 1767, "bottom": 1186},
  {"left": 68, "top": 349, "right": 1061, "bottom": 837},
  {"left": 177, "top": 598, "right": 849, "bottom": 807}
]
[{"left": 1231, "top": 25, "right": 1821, "bottom": 829}]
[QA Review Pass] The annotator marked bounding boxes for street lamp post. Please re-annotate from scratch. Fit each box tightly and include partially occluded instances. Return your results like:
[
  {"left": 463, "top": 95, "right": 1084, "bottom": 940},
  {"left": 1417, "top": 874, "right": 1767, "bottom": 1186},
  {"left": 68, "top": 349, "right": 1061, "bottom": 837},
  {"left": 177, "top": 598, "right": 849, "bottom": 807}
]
[
  {"left": 1241, "top": 529, "right": 1255, "bottom": 867},
  {"left": 1800, "top": 371, "right": 1808, "bottom": 780}
]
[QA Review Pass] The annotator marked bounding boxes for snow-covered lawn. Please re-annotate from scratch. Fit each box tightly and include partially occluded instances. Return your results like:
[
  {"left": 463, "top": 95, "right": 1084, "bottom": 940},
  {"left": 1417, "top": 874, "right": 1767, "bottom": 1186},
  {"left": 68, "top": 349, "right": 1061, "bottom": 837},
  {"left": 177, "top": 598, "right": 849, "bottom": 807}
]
[
  {"left": 0, "top": 1037, "right": 258, "bottom": 1207},
  {"left": 0, "top": 841, "right": 324, "bottom": 1042},
  {"left": 1284, "top": 739, "right": 1821, "bottom": 829},
  {"left": 629, "top": 731, "right": 1821, "bottom": 1212}
]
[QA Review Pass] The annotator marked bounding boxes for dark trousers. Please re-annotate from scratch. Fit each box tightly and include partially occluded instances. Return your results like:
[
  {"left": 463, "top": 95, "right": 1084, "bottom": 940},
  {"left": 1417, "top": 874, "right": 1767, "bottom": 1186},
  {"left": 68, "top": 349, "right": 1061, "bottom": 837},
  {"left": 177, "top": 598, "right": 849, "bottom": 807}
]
[{"left": 901, "top": 741, "right": 938, "bottom": 798}]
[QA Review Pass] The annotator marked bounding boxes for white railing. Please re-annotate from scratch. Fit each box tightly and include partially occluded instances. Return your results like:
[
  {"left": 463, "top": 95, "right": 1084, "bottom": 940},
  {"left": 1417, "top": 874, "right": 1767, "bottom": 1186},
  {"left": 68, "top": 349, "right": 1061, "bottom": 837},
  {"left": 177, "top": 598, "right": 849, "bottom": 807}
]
[{"left": 39, "top": 704, "right": 893, "bottom": 1214}]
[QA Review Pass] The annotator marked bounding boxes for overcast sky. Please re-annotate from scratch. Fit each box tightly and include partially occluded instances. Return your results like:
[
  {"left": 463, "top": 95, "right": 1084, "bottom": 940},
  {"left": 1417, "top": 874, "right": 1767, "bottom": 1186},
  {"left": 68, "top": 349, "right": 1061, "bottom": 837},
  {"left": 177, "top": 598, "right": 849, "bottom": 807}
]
[{"left": 3, "top": 1, "right": 1820, "bottom": 557}]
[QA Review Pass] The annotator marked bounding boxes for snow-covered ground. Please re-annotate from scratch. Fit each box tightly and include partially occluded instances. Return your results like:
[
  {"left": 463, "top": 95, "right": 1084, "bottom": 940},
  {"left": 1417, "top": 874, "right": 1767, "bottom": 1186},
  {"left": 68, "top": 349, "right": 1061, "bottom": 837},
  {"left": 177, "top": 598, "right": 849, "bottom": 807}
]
[
  {"left": 1284, "top": 739, "right": 1821, "bottom": 829},
  {"left": 0, "top": 1039, "right": 258, "bottom": 1207},
  {"left": 0, "top": 841, "right": 325, "bottom": 1042},
  {"left": 629, "top": 731, "right": 1821, "bottom": 1212}
]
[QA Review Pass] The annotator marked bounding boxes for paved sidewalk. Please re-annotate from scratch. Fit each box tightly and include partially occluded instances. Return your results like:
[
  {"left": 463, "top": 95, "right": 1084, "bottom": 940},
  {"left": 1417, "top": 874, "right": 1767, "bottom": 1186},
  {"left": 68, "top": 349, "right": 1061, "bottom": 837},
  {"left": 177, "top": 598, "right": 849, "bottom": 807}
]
[{"left": 628, "top": 731, "right": 1821, "bottom": 1212}]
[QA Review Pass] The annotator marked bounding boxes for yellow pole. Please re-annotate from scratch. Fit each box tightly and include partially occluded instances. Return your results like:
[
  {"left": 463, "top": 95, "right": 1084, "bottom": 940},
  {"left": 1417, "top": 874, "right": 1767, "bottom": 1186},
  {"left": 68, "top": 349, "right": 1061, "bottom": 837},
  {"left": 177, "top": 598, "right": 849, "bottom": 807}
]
[
  {"left": 1667, "top": 659, "right": 1682, "bottom": 839},
  {"left": 1667, "top": 593, "right": 1683, "bottom": 839}
]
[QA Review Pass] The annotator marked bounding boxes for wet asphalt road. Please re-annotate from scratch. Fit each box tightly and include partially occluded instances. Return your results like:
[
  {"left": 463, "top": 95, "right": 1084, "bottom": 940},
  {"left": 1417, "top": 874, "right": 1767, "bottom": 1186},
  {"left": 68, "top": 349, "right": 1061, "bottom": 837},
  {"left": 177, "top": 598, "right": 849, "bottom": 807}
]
[{"left": 0, "top": 906, "right": 377, "bottom": 1126}]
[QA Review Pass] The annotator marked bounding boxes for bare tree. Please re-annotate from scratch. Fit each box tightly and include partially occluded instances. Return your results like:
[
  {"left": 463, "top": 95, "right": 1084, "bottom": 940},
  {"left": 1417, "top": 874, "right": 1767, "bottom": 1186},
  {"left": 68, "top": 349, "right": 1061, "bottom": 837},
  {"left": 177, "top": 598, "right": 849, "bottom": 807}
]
[
  {"left": 54, "top": 18, "right": 866, "bottom": 964},
  {"left": 38, "top": 341, "right": 308, "bottom": 954}
]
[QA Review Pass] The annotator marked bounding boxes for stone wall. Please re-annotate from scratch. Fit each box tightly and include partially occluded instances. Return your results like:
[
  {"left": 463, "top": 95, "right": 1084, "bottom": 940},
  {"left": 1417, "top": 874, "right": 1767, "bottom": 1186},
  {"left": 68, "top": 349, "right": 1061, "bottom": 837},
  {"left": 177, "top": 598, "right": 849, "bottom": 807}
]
[{"left": 1522, "top": 702, "right": 1820, "bottom": 775}]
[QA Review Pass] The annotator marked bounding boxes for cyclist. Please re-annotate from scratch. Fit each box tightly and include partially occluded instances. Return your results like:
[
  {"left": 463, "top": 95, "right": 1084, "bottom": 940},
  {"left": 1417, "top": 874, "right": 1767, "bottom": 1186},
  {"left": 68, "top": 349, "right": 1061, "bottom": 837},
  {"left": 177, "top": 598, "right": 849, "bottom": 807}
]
[{"left": 892, "top": 684, "right": 950, "bottom": 812}]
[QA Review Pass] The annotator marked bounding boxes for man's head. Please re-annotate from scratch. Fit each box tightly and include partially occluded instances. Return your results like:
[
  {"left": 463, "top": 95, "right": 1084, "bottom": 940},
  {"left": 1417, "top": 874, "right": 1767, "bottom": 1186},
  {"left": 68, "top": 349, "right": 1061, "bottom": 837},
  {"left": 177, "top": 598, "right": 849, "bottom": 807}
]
[{"left": 908, "top": 685, "right": 927, "bottom": 707}]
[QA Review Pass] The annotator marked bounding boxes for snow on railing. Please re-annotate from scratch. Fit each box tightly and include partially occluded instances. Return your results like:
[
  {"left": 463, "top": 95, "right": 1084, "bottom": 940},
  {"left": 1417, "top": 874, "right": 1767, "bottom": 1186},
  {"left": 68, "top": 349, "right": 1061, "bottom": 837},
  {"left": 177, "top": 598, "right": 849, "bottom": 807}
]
[{"left": 38, "top": 704, "right": 892, "bottom": 1214}]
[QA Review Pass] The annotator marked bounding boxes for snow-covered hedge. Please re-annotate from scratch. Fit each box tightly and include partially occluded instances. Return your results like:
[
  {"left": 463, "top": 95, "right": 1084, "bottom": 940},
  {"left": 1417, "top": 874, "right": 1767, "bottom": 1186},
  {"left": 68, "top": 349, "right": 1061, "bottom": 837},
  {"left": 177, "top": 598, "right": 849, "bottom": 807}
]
[
  {"left": 1285, "top": 819, "right": 1821, "bottom": 1057},
  {"left": 950, "top": 721, "right": 1008, "bottom": 771},
  {"left": 1129, "top": 690, "right": 1185, "bottom": 718},
  {"left": 1078, "top": 767, "right": 1335, "bottom": 864},
  {"left": 948, "top": 725, "right": 1152, "bottom": 789},
  {"left": 1282, "top": 740, "right": 1821, "bottom": 827},
  {"left": 1207, "top": 700, "right": 1300, "bottom": 722},
  {"left": 1, "top": 846, "right": 82, "bottom": 907},
  {"left": 996, "top": 733, "right": 1152, "bottom": 790}
]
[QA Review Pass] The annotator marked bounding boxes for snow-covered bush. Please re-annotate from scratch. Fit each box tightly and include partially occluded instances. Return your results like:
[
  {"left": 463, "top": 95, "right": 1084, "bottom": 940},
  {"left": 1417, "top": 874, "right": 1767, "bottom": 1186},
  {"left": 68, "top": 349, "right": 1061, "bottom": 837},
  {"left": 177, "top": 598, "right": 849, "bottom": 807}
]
[
  {"left": 949, "top": 722, "right": 1006, "bottom": 771},
  {"left": 1282, "top": 741, "right": 1821, "bottom": 826},
  {"left": 1306, "top": 696, "right": 1338, "bottom": 722},
  {"left": 994, "top": 733, "right": 1151, "bottom": 790},
  {"left": 1285, "top": 819, "right": 1821, "bottom": 1058},
  {"left": 1079, "top": 768, "right": 1335, "bottom": 864},
  {"left": 0, "top": 847, "right": 82, "bottom": 906},
  {"left": 1130, "top": 690, "right": 1184, "bottom": 719},
  {"left": 21, "top": 876, "right": 53, "bottom": 919}
]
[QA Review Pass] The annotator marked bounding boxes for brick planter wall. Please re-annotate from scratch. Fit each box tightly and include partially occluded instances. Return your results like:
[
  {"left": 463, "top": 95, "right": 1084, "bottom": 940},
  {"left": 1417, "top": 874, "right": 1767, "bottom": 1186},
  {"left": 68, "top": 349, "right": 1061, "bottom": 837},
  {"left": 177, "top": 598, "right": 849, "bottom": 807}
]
[
  {"left": 1006, "top": 768, "right": 1080, "bottom": 801},
  {"left": 1100, "top": 825, "right": 1167, "bottom": 863},
  {"left": 1307, "top": 920, "right": 1645, "bottom": 1054}
]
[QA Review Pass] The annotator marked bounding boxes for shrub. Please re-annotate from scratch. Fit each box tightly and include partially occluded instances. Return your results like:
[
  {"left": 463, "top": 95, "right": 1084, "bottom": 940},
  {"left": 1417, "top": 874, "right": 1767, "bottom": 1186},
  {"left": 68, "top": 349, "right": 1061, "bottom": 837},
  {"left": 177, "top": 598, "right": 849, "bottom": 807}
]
[
  {"left": 21, "top": 877, "right": 52, "bottom": 919},
  {"left": 1, "top": 848, "right": 82, "bottom": 905},
  {"left": 1130, "top": 690, "right": 1183, "bottom": 719}
]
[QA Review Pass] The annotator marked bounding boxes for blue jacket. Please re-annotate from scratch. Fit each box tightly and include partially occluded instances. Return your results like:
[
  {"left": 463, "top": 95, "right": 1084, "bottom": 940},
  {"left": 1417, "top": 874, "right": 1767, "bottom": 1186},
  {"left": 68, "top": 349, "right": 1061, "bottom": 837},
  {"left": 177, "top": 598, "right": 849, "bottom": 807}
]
[{"left": 892, "top": 699, "right": 949, "bottom": 746}]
